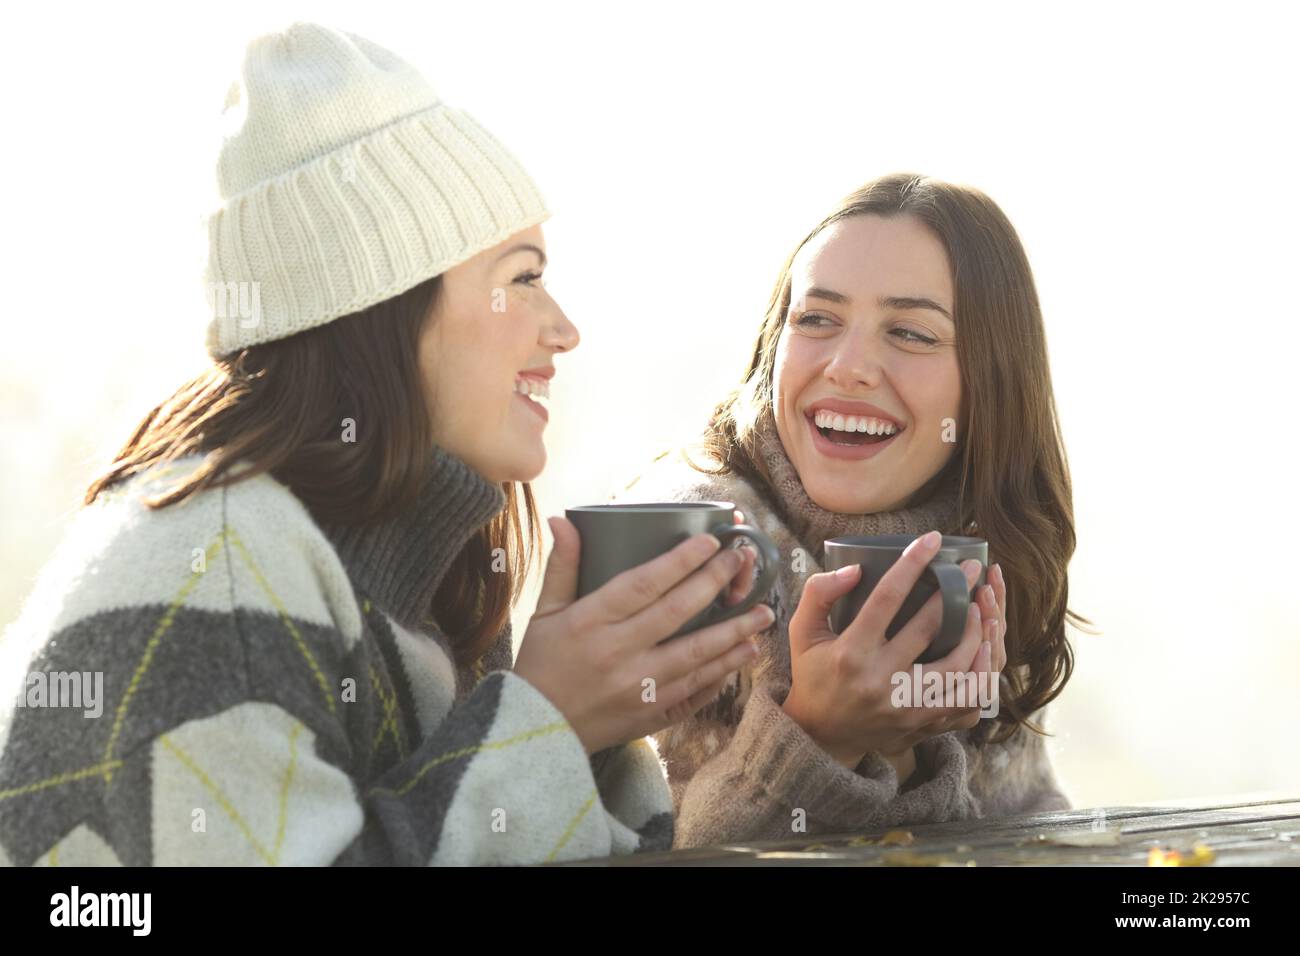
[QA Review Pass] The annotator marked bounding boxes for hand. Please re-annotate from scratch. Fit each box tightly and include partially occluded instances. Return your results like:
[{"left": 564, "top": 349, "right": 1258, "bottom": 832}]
[
  {"left": 780, "top": 531, "right": 998, "bottom": 769},
  {"left": 879, "top": 561, "right": 1008, "bottom": 782},
  {"left": 882, "top": 746, "right": 917, "bottom": 786},
  {"left": 976, "top": 562, "right": 1008, "bottom": 673},
  {"left": 721, "top": 509, "right": 759, "bottom": 609},
  {"left": 513, "top": 516, "right": 774, "bottom": 755}
]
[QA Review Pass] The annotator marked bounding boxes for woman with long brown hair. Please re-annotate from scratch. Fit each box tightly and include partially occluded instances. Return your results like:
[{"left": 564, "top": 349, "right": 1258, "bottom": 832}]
[
  {"left": 617, "top": 172, "right": 1089, "bottom": 846},
  {"left": 0, "top": 22, "right": 768, "bottom": 866}
]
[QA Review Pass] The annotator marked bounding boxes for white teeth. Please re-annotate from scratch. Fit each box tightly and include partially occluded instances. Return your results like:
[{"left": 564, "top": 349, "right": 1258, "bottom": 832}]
[
  {"left": 515, "top": 376, "right": 550, "bottom": 403},
  {"left": 812, "top": 409, "right": 899, "bottom": 435}
]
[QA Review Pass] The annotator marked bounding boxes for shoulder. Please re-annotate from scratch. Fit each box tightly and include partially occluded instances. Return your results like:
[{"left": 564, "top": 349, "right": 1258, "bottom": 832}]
[
  {"left": 619, "top": 443, "right": 793, "bottom": 539},
  {"left": 612, "top": 444, "right": 755, "bottom": 509},
  {"left": 4, "top": 456, "right": 362, "bottom": 660}
]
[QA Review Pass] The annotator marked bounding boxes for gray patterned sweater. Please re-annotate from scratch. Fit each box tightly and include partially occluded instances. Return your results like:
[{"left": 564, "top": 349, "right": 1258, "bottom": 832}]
[
  {"left": 612, "top": 415, "right": 1072, "bottom": 848},
  {"left": 0, "top": 447, "right": 673, "bottom": 865}
]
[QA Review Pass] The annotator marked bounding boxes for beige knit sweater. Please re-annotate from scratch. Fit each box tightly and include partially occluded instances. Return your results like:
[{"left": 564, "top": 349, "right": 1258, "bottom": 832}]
[{"left": 611, "top": 416, "right": 1072, "bottom": 848}]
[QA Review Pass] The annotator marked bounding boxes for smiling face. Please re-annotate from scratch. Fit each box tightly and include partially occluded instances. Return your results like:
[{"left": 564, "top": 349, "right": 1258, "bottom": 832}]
[
  {"left": 418, "top": 224, "right": 579, "bottom": 484},
  {"left": 773, "top": 213, "right": 961, "bottom": 514}
]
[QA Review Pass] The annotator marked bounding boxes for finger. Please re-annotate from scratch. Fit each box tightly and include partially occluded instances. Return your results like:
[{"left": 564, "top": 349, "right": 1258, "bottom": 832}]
[
  {"left": 956, "top": 631, "right": 995, "bottom": 726},
  {"left": 991, "top": 562, "right": 1007, "bottom": 618},
  {"left": 686, "top": 670, "right": 734, "bottom": 712},
  {"left": 975, "top": 582, "right": 1003, "bottom": 670},
  {"left": 661, "top": 673, "right": 732, "bottom": 726},
  {"left": 989, "top": 619, "right": 1003, "bottom": 701},
  {"left": 882, "top": 559, "right": 982, "bottom": 670},
  {"left": 642, "top": 602, "right": 773, "bottom": 688},
  {"left": 658, "top": 637, "right": 759, "bottom": 723},
  {"left": 966, "top": 637, "right": 996, "bottom": 726},
  {"left": 913, "top": 602, "right": 986, "bottom": 721},
  {"left": 734, "top": 509, "right": 745, "bottom": 525},
  {"left": 844, "top": 531, "right": 945, "bottom": 652},
  {"left": 911, "top": 680, "right": 983, "bottom": 739},
  {"left": 976, "top": 583, "right": 1007, "bottom": 673},
  {"left": 622, "top": 546, "right": 751, "bottom": 645},
  {"left": 588, "top": 532, "right": 722, "bottom": 625},
  {"left": 724, "top": 545, "right": 757, "bottom": 607},
  {"left": 995, "top": 620, "right": 1007, "bottom": 674},
  {"left": 973, "top": 576, "right": 1006, "bottom": 673},
  {"left": 929, "top": 600, "right": 984, "bottom": 675},
  {"left": 788, "top": 565, "right": 862, "bottom": 655},
  {"left": 991, "top": 563, "right": 1009, "bottom": 671},
  {"left": 533, "top": 517, "right": 582, "bottom": 616}
]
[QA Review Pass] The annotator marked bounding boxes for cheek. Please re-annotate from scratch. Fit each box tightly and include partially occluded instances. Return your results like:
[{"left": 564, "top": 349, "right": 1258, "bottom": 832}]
[
  {"left": 896, "top": 356, "right": 962, "bottom": 429},
  {"left": 421, "top": 311, "right": 507, "bottom": 420},
  {"left": 774, "top": 335, "right": 818, "bottom": 404}
]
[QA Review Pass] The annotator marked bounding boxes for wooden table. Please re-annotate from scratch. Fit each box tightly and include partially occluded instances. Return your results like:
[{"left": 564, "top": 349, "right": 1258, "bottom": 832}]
[{"left": 556, "top": 792, "right": 1300, "bottom": 866}]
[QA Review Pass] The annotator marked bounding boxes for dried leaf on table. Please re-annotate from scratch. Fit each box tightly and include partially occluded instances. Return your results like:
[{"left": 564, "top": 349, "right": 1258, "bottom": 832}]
[
  {"left": 1026, "top": 829, "right": 1124, "bottom": 847},
  {"left": 1147, "top": 844, "right": 1216, "bottom": 867}
]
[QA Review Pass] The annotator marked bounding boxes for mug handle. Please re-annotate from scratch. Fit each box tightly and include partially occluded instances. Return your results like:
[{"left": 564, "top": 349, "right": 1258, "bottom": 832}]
[
  {"left": 922, "top": 560, "right": 974, "bottom": 662},
  {"left": 702, "top": 523, "right": 781, "bottom": 624}
]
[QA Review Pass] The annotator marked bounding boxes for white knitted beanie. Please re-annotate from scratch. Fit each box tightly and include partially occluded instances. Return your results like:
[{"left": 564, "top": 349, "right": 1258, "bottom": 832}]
[{"left": 202, "top": 21, "right": 550, "bottom": 357}]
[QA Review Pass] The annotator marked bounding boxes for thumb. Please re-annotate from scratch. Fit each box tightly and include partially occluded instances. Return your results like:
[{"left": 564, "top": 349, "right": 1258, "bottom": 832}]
[
  {"left": 534, "top": 516, "right": 581, "bottom": 616},
  {"left": 788, "top": 565, "right": 861, "bottom": 654}
]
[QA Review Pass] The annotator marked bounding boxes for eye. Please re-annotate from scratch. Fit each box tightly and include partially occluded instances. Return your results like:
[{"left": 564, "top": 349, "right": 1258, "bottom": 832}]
[
  {"left": 514, "top": 271, "right": 545, "bottom": 287},
  {"left": 891, "top": 327, "right": 938, "bottom": 346},
  {"left": 792, "top": 312, "right": 835, "bottom": 329}
]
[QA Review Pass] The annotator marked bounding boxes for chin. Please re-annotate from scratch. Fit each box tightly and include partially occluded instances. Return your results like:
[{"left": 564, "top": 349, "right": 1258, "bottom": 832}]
[
  {"left": 808, "top": 483, "right": 883, "bottom": 515},
  {"left": 502, "top": 448, "right": 547, "bottom": 484}
]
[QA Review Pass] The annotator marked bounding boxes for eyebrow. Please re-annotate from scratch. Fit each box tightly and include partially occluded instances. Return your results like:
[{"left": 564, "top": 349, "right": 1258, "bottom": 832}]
[
  {"left": 496, "top": 243, "right": 548, "bottom": 268},
  {"left": 801, "top": 286, "right": 953, "bottom": 321}
]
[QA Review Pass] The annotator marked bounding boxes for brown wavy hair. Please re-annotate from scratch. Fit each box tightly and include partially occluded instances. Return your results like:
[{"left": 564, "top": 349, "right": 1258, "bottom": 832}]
[
  {"left": 84, "top": 275, "right": 540, "bottom": 668},
  {"left": 692, "top": 172, "right": 1094, "bottom": 745}
]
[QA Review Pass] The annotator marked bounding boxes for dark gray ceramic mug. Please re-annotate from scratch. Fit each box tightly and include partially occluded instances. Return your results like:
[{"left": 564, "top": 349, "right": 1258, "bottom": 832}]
[
  {"left": 565, "top": 501, "right": 780, "bottom": 641},
  {"left": 824, "top": 534, "right": 988, "bottom": 664}
]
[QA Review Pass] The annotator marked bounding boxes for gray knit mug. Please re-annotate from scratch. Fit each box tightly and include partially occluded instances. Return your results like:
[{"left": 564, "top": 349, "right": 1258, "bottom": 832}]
[
  {"left": 824, "top": 535, "right": 988, "bottom": 664},
  {"left": 565, "top": 502, "right": 780, "bottom": 641}
]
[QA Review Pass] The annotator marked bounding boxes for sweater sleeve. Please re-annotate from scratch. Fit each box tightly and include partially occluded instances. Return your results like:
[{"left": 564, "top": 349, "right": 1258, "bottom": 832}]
[
  {"left": 964, "top": 702, "right": 1073, "bottom": 819},
  {"left": 660, "top": 680, "right": 981, "bottom": 847},
  {"left": 336, "top": 669, "right": 673, "bottom": 865},
  {"left": 1, "top": 512, "right": 672, "bottom": 868},
  {"left": 454, "top": 622, "right": 674, "bottom": 857},
  {"left": 9, "top": 626, "right": 671, "bottom": 866}
]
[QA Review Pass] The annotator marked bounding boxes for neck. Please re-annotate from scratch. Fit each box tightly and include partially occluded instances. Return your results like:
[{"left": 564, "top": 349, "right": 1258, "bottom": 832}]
[
  {"left": 751, "top": 413, "right": 964, "bottom": 562},
  {"left": 317, "top": 445, "right": 507, "bottom": 628}
]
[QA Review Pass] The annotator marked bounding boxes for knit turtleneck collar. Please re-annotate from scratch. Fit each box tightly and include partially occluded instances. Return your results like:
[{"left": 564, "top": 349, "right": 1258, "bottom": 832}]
[
  {"left": 317, "top": 444, "right": 507, "bottom": 629},
  {"left": 750, "top": 412, "right": 965, "bottom": 563}
]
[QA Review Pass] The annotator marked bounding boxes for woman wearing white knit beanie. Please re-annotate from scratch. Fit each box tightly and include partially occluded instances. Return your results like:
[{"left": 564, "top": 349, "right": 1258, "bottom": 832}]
[{"left": 0, "top": 21, "right": 769, "bottom": 866}]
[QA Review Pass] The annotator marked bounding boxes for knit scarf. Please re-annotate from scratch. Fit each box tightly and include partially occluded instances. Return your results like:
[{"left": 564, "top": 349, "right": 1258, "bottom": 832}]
[
  {"left": 615, "top": 410, "right": 968, "bottom": 697},
  {"left": 748, "top": 413, "right": 966, "bottom": 566},
  {"left": 613, "top": 411, "right": 990, "bottom": 792}
]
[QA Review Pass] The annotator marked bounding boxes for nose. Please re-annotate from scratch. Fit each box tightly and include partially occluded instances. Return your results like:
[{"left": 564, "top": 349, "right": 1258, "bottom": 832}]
[
  {"left": 823, "top": 325, "right": 881, "bottom": 390},
  {"left": 542, "top": 301, "right": 580, "bottom": 353}
]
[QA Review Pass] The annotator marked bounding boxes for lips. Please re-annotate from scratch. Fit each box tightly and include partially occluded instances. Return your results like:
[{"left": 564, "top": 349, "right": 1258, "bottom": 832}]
[
  {"left": 514, "top": 372, "right": 551, "bottom": 424},
  {"left": 805, "top": 411, "right": 900, "bottom": 461},
  {"left": 515, "top": 389, "right": 548, "bottom": 423},
  {"left": 804, "top": 398, "right": 904, "bottom": 430}
]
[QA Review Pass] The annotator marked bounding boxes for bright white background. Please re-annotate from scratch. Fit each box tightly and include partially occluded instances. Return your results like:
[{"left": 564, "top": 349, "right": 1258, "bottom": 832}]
[{"left": 3, "top": 1, "right": 1297, "bottom": 809}]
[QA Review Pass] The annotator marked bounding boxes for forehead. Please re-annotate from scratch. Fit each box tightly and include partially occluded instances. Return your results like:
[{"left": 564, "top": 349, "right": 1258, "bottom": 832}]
[
  {"left": 791, "top": 214, "right": 953, "bottom": 305},
  {"left": 449, "top": 223, "right": 547, "bottom": 283}
]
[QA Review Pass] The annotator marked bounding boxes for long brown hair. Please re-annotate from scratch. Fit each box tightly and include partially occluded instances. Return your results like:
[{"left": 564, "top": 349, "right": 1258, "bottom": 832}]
[
  {"left": 85, "top": 275, "right": 540, "bottom": 667},
  {"left": 694, "top": 172, "right": 1094, "bottom": 745}
]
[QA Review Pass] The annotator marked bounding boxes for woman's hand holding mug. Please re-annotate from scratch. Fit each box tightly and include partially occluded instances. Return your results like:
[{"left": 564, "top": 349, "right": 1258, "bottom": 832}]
[
  {"left": 781, "top": 530, "right": 1002, "bottom": 771},
  {"left": 514, "top": 516, "right": 773, "bottom": 756}
]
